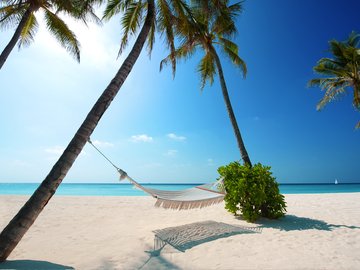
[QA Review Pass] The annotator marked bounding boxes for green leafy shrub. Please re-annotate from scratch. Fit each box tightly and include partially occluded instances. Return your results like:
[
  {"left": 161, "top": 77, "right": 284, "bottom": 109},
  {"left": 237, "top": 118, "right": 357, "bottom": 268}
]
[{"left": 218, "top": 162, "right": 286, "bottom": 222}]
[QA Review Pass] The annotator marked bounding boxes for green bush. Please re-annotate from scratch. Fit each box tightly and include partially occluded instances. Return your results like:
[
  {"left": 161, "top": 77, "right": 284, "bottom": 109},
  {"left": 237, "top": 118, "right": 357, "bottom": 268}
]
[{"left": 218, "top": 162, "right": 286, "bottom": 222}]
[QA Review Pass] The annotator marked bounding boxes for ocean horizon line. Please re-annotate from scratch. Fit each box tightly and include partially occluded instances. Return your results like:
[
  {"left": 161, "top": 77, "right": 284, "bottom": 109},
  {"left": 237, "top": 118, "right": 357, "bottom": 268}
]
[
  {"left": 2, "top": 182, "right": 360, "bottom": 195},
  {"left": 1, "top": 182, "right": 360, "bottom": 185}
]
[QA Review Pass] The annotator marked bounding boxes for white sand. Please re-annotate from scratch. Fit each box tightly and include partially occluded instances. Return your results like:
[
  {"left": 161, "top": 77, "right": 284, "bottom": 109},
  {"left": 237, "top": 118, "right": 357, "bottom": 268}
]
[{"left": 1, "top": 193, "right": 360, "bottom": 270}]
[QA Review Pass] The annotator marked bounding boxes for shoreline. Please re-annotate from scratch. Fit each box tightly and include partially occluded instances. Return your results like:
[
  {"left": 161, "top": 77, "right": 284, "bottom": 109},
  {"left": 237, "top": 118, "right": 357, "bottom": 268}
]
[{"left": 1, "top": 194, "right": 360, "bottom": 269}]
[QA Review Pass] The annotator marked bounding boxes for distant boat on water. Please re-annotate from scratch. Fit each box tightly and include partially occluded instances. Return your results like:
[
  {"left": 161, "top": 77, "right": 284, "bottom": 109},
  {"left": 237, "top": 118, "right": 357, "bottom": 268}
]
[{"left": 335, "top": 179, "right": 338, "bottom": 185}]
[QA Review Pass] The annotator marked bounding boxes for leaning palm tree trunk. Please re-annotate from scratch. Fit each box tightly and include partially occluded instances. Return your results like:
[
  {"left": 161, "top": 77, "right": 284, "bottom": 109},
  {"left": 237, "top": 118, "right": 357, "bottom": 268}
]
[
  {"left": 0, "top": 0, "right": 155, "bottom": 261},
  {"left": 0, "top": 7, "right": 33, "bottom": 70},
  {"left": 212, "top": 47, "right": 252, "bottom": 167}
]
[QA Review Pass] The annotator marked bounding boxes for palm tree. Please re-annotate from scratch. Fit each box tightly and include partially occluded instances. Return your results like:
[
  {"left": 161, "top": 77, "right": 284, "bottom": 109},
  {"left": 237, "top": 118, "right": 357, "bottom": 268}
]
[
  {"left": 0, "top": 0, "right": 192, "bottom": 261},
  {"left": 0, "top": 0, "right": 98, "bottom": 69},
  {"left": 161, "top": 0, "right": 252, "bottom": 166},
  {"left": 308, "top": 31, "right": 360, "bottom": 128}
]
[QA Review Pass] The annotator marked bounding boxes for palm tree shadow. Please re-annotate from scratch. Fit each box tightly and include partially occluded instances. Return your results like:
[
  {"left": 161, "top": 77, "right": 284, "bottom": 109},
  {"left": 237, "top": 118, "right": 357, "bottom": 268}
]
[
  {"left": 137, "top": 244, "right": 181, "bottom": 270},
  {"left": 0, "top": 260, "right": 74, "bottom": 270},
  {"left": 257, "top": 214, "right": 360, "bottom": 231}
]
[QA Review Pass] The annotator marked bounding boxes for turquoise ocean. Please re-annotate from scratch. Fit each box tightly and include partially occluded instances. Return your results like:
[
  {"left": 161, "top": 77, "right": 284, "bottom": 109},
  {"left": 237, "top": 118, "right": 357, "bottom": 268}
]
[{"left": 1, "top": 183, "right": 360, "bottom": 196}]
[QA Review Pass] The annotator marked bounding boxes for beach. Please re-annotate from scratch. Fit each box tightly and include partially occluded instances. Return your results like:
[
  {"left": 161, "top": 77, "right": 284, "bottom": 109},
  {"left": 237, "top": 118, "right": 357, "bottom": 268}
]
[{"left": 0, "top": 193, "right": 360, "bottom": 270}]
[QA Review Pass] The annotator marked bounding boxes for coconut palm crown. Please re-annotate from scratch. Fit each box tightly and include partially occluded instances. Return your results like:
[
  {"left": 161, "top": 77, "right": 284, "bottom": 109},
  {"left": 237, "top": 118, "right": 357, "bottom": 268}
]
[
  {"left": 161, "top": 0, "right": 246, "bottom": 82},
  {"left": 0, "top": 0, "right": 100, "bottom": 69},
  {"left": 308, "top": 31, "right": 360, "bottom": 128},
  {"left": 102, "top": 0, "right": 191, "bottom": 71},
  {"left": 160, "top": 0, "right": 252, "bottom": 166}
]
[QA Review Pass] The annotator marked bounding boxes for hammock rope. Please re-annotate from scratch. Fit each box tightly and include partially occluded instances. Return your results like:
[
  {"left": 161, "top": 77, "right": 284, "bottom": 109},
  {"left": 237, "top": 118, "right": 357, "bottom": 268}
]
[{"left": 87, "top": 138, "right": 225, "bottom": 210}]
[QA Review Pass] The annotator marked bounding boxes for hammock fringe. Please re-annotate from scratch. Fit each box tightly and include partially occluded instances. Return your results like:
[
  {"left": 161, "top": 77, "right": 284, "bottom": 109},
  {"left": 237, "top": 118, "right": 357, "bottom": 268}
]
[{"left": 154, "top": 196, "right": 224, "bottom": 210}]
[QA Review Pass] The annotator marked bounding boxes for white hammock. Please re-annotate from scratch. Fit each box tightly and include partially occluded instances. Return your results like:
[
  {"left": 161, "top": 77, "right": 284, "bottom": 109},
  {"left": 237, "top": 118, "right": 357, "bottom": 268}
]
[
  {"left": 88, "top": 138, "right": 225, "bottom": 210},
  {"left": 118, "top": 168, "right": 225, "bottom": 210}
]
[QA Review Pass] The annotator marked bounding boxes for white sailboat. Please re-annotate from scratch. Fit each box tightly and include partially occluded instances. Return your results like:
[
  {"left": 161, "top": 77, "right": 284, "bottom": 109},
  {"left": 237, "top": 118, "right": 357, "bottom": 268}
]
[{"left": 335, "top": 179, "right": 338, "bottom": 185}]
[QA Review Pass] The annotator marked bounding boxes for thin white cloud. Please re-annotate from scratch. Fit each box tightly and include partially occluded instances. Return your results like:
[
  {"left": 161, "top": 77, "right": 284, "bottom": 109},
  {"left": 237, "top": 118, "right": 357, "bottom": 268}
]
[
  {"left": 130, "top": 134, "right": 153, "bottom": 143},
  {"left": 167, "top": 133, "right": 186, "bottom": 142},
  {"left": 164, "top": 149, "right": 178, "bottom": 157},
  {"left": 92, "top": 140, "right": 114, "bottom": 148}
]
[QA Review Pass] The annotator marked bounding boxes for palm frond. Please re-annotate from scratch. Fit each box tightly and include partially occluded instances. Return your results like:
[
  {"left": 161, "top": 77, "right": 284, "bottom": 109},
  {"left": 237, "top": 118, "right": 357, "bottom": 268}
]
[
  {"left": 307, "top": 33, "right": 360, "bottom": 121},
  {"left": 226, "top": 2, "right": 243, "bottom": 29},
  {"left": 171, "top": 0, "right": 192, "bottom": 21},
  {"left": 172, "top": 0, "right": 199, "bottom": 41},
  {"left": 17, "top": 12, "right": 38, "bottom": 48},
  {"left": 219, "top": 37, "right": 246, "bottom": 77},
  {"left": 82, "top": 8, "right": 102, "bottom": 25},
  {"left": 213, "top": 7, "right": 238, "bottom": 37},
  {"left": 190, "top": 0, "right": 210, "bottom": 19},
  {"left": 313, "top": 58, "right": 351, "bottom": 77},
  {"left": 177, "top": 41, "right": 196, "bottom": 60},
  {"left": 73, "top": 0, "right": 103, "bottom": 26},
  {"left": 203, "top": 1, "right": 243, "bottom": 38},
  {"left": 316, "top": 85, "right": 347, "bottom": 110},
  {"left": 307, "top": 78, "right": 321, "bottom": 88},
  {"left": 198, "top": 52, "right": 216, "bottom": 89},
  {"left": 146, "top": 11, "right": 155, "bottom": 56},
  {"left": 118, "top": 1, "right": 144, "bottom": 56},
  {"left": 341, "top": 45, "right": 359, "bottom": 65},
  {"left": 121, "top": 1, "right": 144, "bottom": 34},
  {"left": 102, "top": 0, "right": 123, "bottom": 21},
  {"left": 328, "top": 40, "right": 348, "bottom": 63},
  {"left": 43, "top": 9, "right": 81, "bottom": 62},
  {"left": 315, "top": 78, "right": 350, "bottom": 110},
  {"left": 228, "top": 2, "right": 244, "bottom": 14},
  {"left": 355, "top": 120, "right": 360, "bottom": 129},
  {"left": 353, "top": 84, "right": 360, "bottom": 109},
  {"left": 160, "top": 40, "right": 196, "bottom": 73},
  {"left": 159, "top": 54, "right": 171, "bottom": 71},
  {"left": 308, "top": 76, "right": 349, "bottom": 90},
  {"left": 317, "top": 57, "right": 346, "bottom": 69},
  {"left": 322, "top": 78, "right": 350, "bottom": 90},
  {"left": 346, "top": 31, "right": 360, "bottom": 48},
  {"left": 353, "top": 48, "right": 360, "bottom": 64},
  {"left": 51, "top": 0, "right": 73, "bottom": 14},
  {"left": 0, "top": 4, "right": 25, "bottom": 29},
  {"left": 172, "top": 12, "right": 197, "bottom": 41},
  {"left": 157, "top": 0, "right": 177, "bottom": 75}
]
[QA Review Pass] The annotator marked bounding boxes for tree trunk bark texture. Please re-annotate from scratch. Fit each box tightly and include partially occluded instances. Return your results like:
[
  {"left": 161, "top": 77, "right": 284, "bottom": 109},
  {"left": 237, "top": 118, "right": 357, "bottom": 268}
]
[
  {"left": 0, "top": 0, "right": 155, "bottom": 261},
  {"left": 0, "top": 7, "right": 33, "bottom": 70},
  {"left": 211, "top": 46, "right": 252, "bottom": 167}
]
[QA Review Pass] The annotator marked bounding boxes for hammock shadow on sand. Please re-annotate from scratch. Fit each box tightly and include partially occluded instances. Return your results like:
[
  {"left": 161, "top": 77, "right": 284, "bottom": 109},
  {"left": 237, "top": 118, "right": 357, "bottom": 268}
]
[
  {"left": 0, "top": 260, "right": 74, "bottom": 270},
  {"left": 257, "top": 214, "right": 360, "bottom": 232},
  {"left": 150, "top": 220, "right": 261, "bottom": 255}
]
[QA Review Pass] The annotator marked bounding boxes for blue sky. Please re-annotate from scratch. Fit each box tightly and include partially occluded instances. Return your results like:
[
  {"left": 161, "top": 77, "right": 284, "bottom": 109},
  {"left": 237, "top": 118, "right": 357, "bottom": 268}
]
[{"left": 0, "top": 0, "right": 359, "bottom": 184}]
